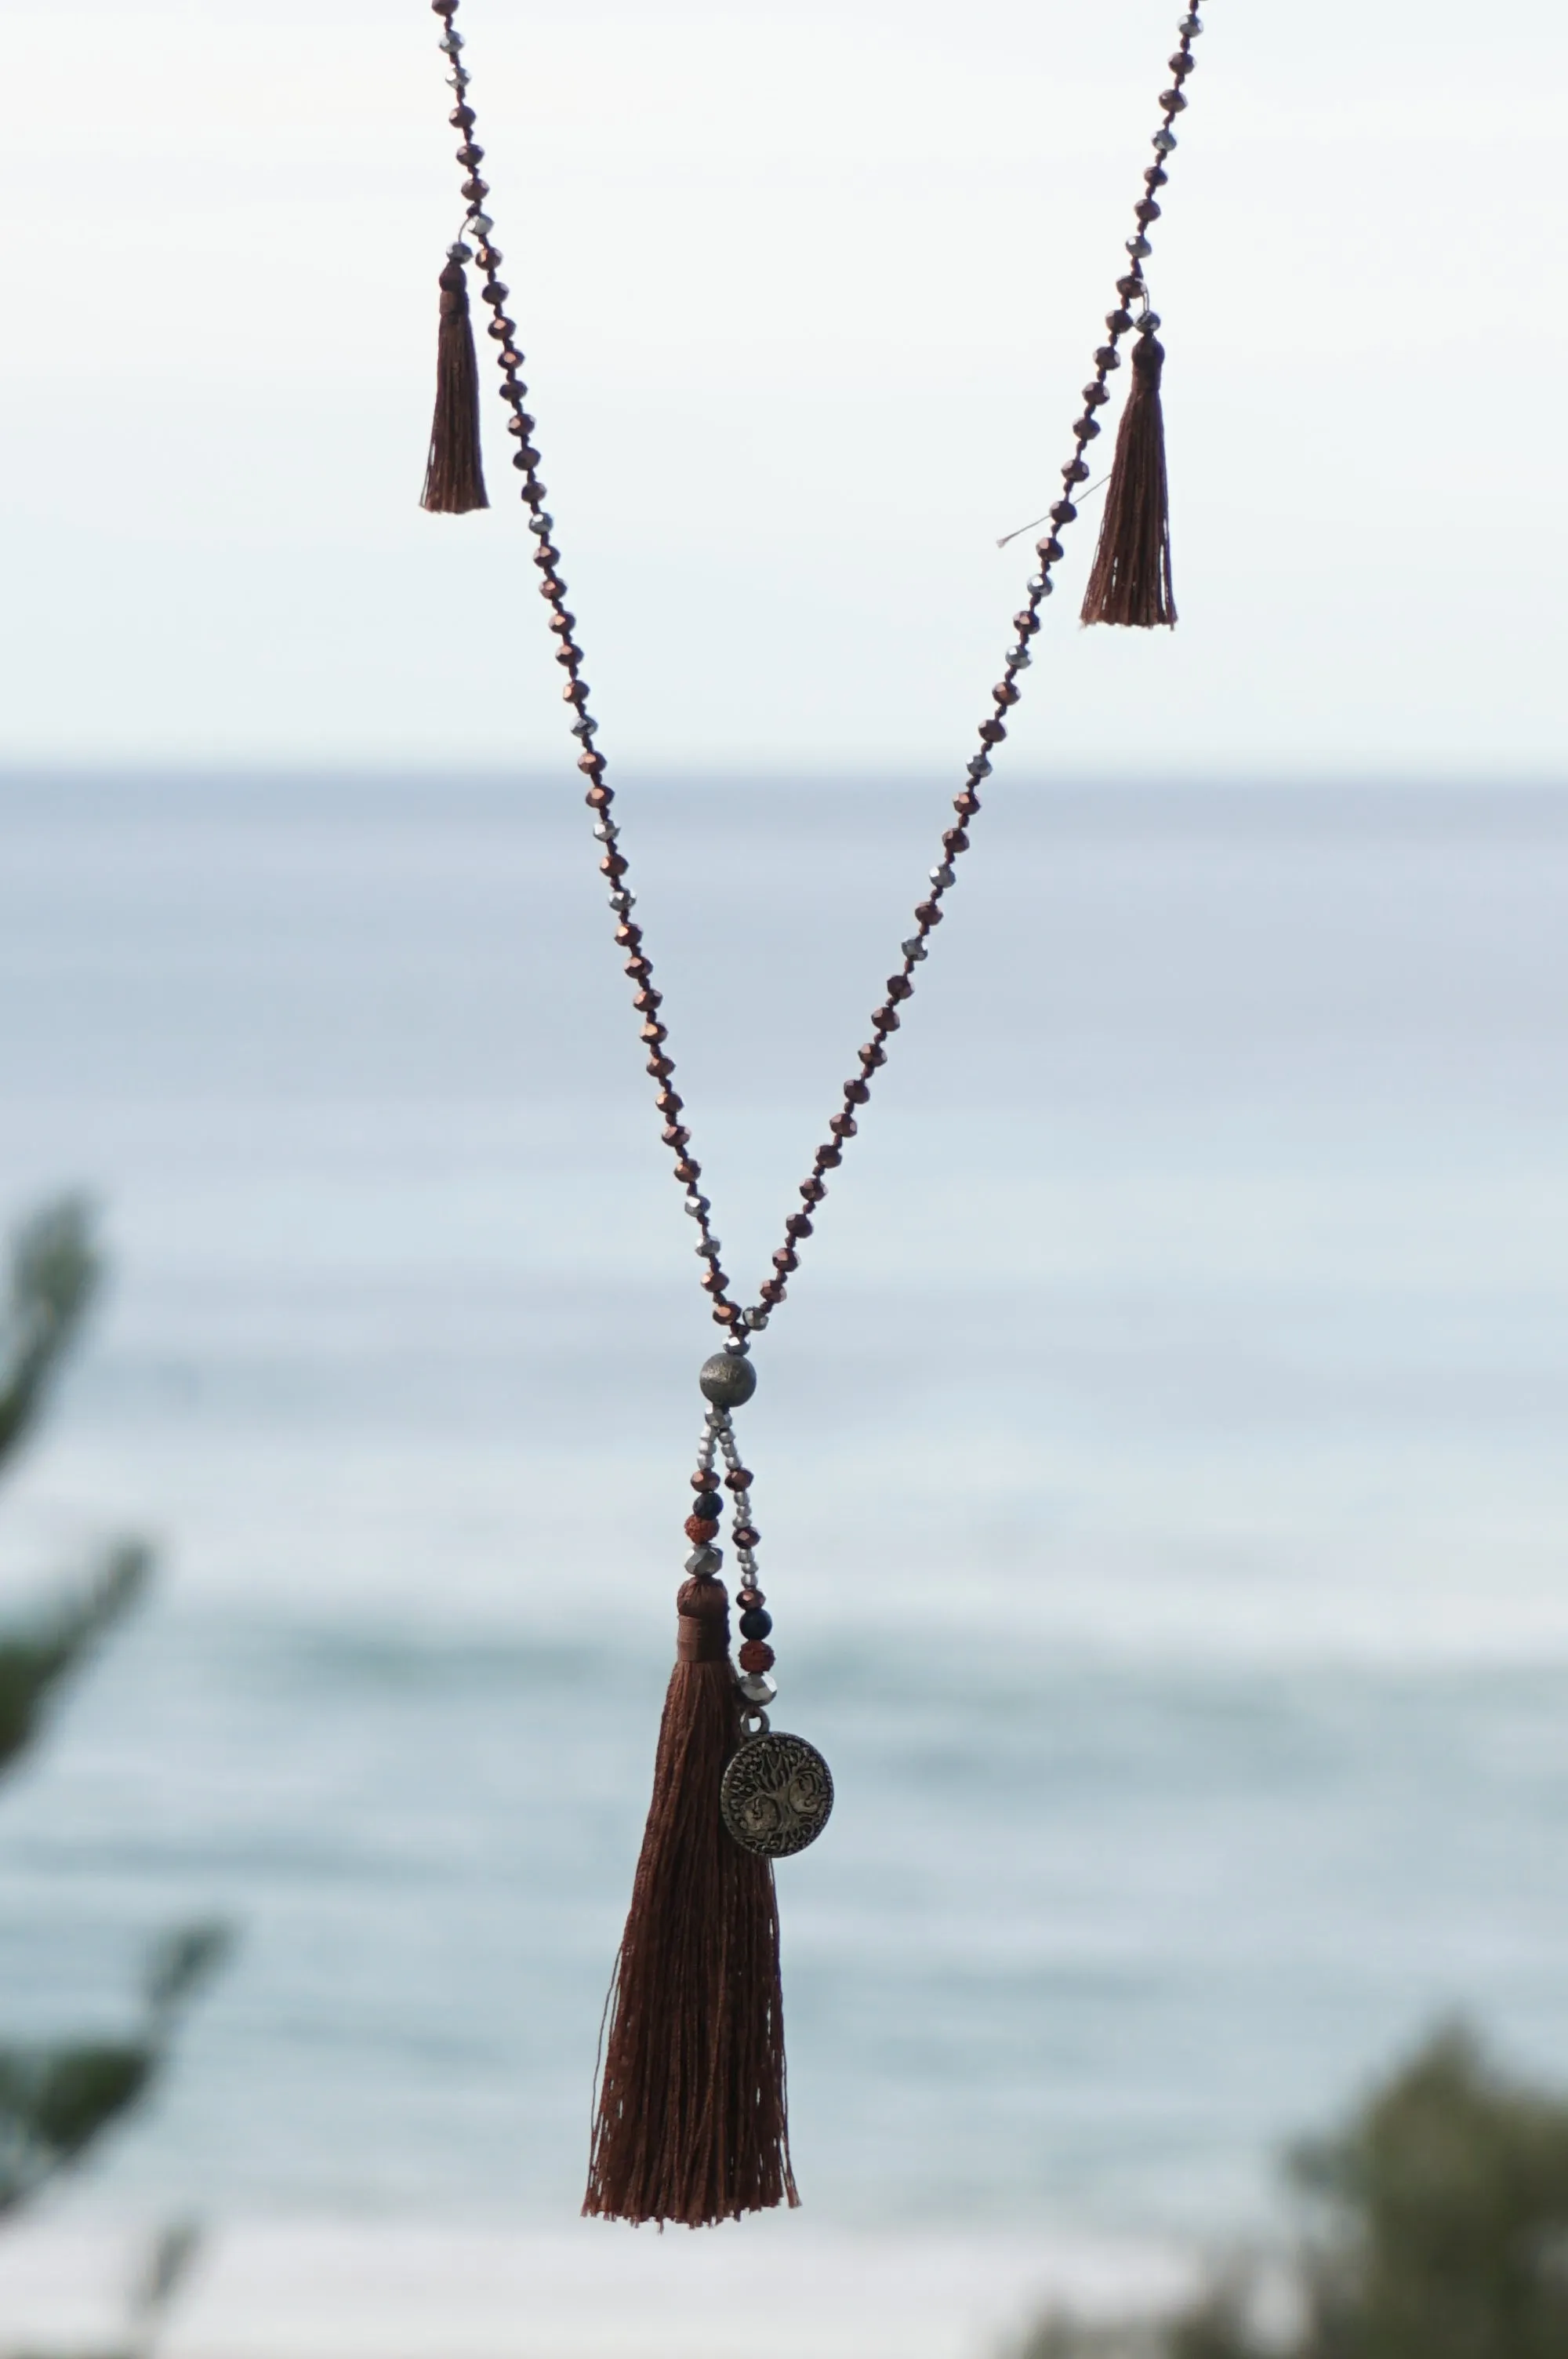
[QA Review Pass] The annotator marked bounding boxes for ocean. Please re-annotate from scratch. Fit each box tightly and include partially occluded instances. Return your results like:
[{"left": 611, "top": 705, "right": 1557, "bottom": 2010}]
[{"left": 0, "top": 771, "right": 1563, "bottom": 2350}]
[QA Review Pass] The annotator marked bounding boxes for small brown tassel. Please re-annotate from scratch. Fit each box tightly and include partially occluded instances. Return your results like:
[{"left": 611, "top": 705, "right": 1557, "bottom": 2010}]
[
  {"left": 584, "top": 1575, "right": 796, "bottom": 2226},
  {"left": 1080, "top": 325, "right": 1175, "bottom": 628},
  {"left": 420, "top": 243, "right": 489, "bottom": 514}
]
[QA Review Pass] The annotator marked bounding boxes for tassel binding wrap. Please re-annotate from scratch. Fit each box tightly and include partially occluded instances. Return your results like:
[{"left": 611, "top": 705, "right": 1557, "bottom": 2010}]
[
  {"left": 1080, "top": 328, "right": 1175, "bottom": 628},
  {"left": 583, "top": 1575, "right": 797, "bottom": 2226},
  {"left": 420, "top": 246, "right": 489, "bottom": 514}
]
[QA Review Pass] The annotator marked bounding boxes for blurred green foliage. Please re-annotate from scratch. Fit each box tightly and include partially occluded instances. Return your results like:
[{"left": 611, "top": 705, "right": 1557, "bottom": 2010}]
[
  {"left": 1025, "top": 2024, "right": 1568, "bottom": 2359},
  {"left": 0, "top": 1198, "right": 233, "bottom": 2229}
]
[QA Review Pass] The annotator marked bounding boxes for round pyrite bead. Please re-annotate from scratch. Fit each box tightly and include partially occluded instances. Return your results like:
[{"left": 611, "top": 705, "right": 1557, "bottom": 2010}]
[{"left": 699, "top": 1350, "right": 757, "bottom": 1408}]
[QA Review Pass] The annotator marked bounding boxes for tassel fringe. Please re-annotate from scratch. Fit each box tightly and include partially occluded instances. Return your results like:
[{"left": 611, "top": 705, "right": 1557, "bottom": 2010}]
[
  {"left": 421, "top": 244, "right": 489, "bottom": 515},
  {"left": 584, "top": 1576, "right": 796, "bottom": 2227},
  {"left": 1080, "top": 327, "right": 1175, "bottom": 628}
]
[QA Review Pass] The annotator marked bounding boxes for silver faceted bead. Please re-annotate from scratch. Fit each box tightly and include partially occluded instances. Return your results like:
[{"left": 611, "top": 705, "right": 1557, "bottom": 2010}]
[
  {"left": 739, "top": 1672, "right": 778, "bottom": 1707},
  {"left": 686, "top": 1544, "right": 723, "bottom": 1576},
  {"left": 699, "top": 1351, "right": 757, "bottom": 1408}
]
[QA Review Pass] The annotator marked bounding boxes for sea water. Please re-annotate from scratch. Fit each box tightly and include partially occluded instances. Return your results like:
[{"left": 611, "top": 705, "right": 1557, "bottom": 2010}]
[{"left": 0, "top": 773, "right": 1563, "bottom": 2323}]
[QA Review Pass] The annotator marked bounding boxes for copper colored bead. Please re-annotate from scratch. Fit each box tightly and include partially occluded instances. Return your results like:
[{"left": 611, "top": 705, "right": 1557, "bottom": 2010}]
[
  {"left": 699, "top": 1267, "right": 728, "bottom": 1292},
  {"left": 685, "top": 1514, "right": 720, "bottom": 1543},
  {"left": 860, "top": 1042, "right": 886, "bottom": 1068},
  {"left": 943, "top": 827, "right": 970, "bottom": 852},
  {"left": 600, "top": 852, "right": 628, "bottom": 879},
  {"left": 641, "top": 1020, "right": 666, "bottom": 1043},
  {"left": 739, "top": 1640, "right": 775, "bottom": 1674},
  {"left": 772, "top": 1247, "right": 798, "bottom": 1271},
  {"left": 978, "top": 720, "right": 1007, "bottom": 745},
  {"left": 760, "top": 1278, "right": 786, "bottom": 1303},
  {"left": 625, "top": 954, "right": 652, "bottom": 980},
  {"left": 871, "top": 1008, "right": 899, "bottom": 1034},
  {"left": 712, "top": 1302, "right": 739, "bottom": 1324},
  {"left": 633, "top": 987, "right": 662, "bottom": 1011},
  {"left": 844, "top": 1079, "right": 869, "bottom": 1105},
  {"left": 786, "top": 1213, "right": 813, "bottom": 1238},
  {"left": 733, "top": 1525, "right": 760, "bottom": 1547},
  {"left": 954, "top": 791, "right": 980, "bottom": 816},
  {"left": 647, "top": 1054, "right": 674, "bottom": 1078},
  {"left": 662, "top": 1123, "right": 690, "bottom": 1149},
  {"left": 887, "top": 974, "right": 913, "bottom": 1001},
  {"left": 995, "top": 680, "right": 1020, "bottom": 706},
  {"left": 816, "top": 1143, "right": 844, "bottom": 1166},
  {"left": 674, "top": 1158, "right": 701, "bottom": 1184},
  {"left": 578, "top": 753, "right": 605, "bottom": 777},
  {"left": 613, "top": 921, "right": 641, "bottom": 946},
  {"left": 800, "top": 1177, "right": 826, "bottom": 1201},
  {"left": 587, "top": 786, "right": 614, "bottom": 810},
  {"left": 737, "top": 1585, "right": 764, "bottom": 1606},
  {"left": 655, "top": 1088, "right": 681, "bottom": 1114},
  {"left": 725, "top": 1468, "right": 753, "bottom": 1491},
  {"left": 691, "top": 1471, "right": 714, "bottom": 1491},
  {"left": 915, "top": 901, "right": 942, "bottom": 927}
]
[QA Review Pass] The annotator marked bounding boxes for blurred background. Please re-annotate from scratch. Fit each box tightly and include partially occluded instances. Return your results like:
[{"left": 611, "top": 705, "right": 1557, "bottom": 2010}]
[{"left": 0, "top": 2, "right": 1565, "bottom": 2356}]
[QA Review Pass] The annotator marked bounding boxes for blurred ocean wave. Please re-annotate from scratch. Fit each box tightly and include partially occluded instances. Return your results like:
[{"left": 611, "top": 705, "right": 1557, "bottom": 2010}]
[{"left": 0, "top": 770, "right": 1563, "bottom": 2242}]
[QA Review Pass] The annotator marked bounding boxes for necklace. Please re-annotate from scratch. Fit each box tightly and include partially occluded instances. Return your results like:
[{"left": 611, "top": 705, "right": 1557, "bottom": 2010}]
[{"left": 419, "top": 0, "right": 1209, "bottom": 2228}]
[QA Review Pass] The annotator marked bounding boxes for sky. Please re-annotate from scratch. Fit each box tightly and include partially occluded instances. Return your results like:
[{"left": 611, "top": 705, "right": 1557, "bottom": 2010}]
[{"left": 0, "top": 0, "right": 1562, "bottom": 776}]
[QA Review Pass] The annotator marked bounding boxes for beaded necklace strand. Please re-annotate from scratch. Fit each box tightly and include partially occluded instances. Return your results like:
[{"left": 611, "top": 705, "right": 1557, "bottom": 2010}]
[{"left": 418, "top": 0, "right": 1211, "bottom": 2228}]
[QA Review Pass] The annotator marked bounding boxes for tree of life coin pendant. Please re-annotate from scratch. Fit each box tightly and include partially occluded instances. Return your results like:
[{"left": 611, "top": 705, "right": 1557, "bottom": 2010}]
[{"left": 720, "top": 1729, "right": 835, "bottom": 1859}]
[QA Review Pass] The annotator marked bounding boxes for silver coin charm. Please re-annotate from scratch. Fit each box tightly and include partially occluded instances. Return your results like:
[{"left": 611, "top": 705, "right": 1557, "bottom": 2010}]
[{"left": 720, "top": 1731, "right": 834, "bottom": 1859}]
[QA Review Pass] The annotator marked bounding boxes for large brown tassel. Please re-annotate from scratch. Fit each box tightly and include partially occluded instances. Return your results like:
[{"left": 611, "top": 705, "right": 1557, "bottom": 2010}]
[
  {"left": 584, "top": 1575, "right": 796, "bottom": 2226},
  {"left": 420, "top": 242, "right": 489, "bottom": 514},
  {"left": 1080, "top": 325, "right": 1175, "bottom": 628}
]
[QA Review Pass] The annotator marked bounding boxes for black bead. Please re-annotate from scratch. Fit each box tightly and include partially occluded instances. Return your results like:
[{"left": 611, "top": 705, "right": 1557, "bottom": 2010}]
[
  {"left": 693, "top": 1492, "right": 723, "bottom": 1521},
  {"left": 739, "top": 1607, "right": 773, "bottom": 1641}
]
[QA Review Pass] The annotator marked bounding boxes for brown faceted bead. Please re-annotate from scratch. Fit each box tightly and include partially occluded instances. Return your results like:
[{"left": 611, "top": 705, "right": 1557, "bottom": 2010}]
[
  {"left": 640, "top": 1020, "right": 666, "bottom": 1044},
  {"left": 712, "top": 1301, "right": 739, "bottom": 1324},
  {"left": 954, "top": 791, "right": 980, "bottom": 816},
  {"left": 600, "top": 851, "right": 628, "bottom": 879},
  {"left": 625, "top": 954, "right": 652, "bottom": 980},
  {"left": 614, "top": 921, "right": 641, "bottom": 947},
  {"left": 685, "top": 1515, "right": 720, "bottom": 1543},
  {"left": 632, "top": 987, "right": 662, "bottom": 1012},
  {"left": 772, "top": 1247, "right": 798, "bottom": 1271},
  {"left": 547, "top": 610, "right": 575, "bottom": 635},
  {"left": 699, "top": 1266, "right": 728, "bottom": 1292},
  {"left": 994, "top": 680, "right": 1020, "bottom": 706},
  {"left": 733, "top": 1525, "right": 760, "bottom": 1547},
  {"left": 1135, "top": 198, "right": 1161, "bottom": 224},
  {"left": 674, "top": 1158, "right": 701, "bottom": 1184},
  {"left": 450, "top": 104, "right": 476, "bottom": 128},
  {"left": 460, "top": 176, "right": 489, "bottom": 200},
  {"left": 760, "top": 1278, "right": 786, "bottom": 1304},
  {"left": 816, "top": 1142, "right": 844, "bottom": 1166},
  {"left": 654, "top": 1088, "right": 681, "bottom": 1114},
  {"left": 800, "top": 1176, "right": 826, "bottom": 1203},
  {"left": 887, "top": 974, "right": 913, "bottom": 1001},
  {"left": 915, "top": 901, "right": 942, "bottom": 927},
  {"left": 647, "top": 1054, "right": 674, "bottom": 1078},
  {"left": 978, "top": 719, "right": 1007, "bottom": 745},
  {"left": 785, "top": 1213, "right": 813, "bottom": 1238},
  {"left": 577, "top": 753, "right": 605, "bottom": 778},
  {"left": 944, "top": 827, "right": 970, "bottom": 852},
  {"left": 844, "top": 1079, "right": 870, "bottom": 1105},
  {"left": 555, "top": 645, "right": 582, "bottom": 671},
  {"left": 691, "top": 1471, "right": 715, "bottom": 1491},
  {"left": 724, "top": 1468, "right": 753, "bottom": 1491},
  {"left": 871, "top": 1007, "right": 900, "bottom": 1034},
  {"left": 587, "top": 786, "right": 614, "bottom": 811},
  {"left": 739, "top": 1640, "right": 775, "bottom": 1674},
  {"left": 662, "top": 1122, "right": 690, "bottom": 1149},
  {"left": 860, "top": 1042, "right": 886, "bottom": 1068},
  {"left": 737, "top": 1586, "right": 764, "bottom": 1608}
]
